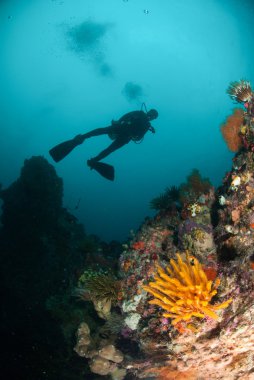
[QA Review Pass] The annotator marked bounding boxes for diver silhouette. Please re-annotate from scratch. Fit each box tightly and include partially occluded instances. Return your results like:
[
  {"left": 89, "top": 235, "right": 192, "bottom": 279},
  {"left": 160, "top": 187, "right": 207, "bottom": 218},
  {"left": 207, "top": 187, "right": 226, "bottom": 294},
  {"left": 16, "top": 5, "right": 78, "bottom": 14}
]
[{"left": 49, "top": 107, "right": 158, "bottom": 181}]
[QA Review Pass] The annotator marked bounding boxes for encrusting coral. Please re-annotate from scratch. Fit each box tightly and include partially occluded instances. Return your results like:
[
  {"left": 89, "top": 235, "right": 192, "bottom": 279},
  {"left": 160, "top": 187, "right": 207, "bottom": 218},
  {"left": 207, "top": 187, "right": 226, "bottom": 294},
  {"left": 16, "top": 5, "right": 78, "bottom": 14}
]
[{"left": 143, "top": 253, "right": 232, "bottom": 326}]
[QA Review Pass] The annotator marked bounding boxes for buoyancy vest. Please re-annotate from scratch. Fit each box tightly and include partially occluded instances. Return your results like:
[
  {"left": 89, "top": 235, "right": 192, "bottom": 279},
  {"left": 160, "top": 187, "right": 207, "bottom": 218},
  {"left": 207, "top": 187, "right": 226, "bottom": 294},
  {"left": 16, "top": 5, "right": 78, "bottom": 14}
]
[{"left": 108, "top": 111, "right": 150, "bottom": 142}]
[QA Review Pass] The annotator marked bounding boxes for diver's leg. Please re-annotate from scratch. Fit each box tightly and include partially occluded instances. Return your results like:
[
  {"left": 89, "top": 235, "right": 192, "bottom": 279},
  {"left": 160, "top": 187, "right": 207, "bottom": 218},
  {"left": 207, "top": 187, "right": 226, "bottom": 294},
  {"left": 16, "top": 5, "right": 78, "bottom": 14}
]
[
  {"left": 74, "top": 126, "right": 119, "bottom": 144},
  {"left": 87, "top": 137, "right": 131, "bottom": 167}
]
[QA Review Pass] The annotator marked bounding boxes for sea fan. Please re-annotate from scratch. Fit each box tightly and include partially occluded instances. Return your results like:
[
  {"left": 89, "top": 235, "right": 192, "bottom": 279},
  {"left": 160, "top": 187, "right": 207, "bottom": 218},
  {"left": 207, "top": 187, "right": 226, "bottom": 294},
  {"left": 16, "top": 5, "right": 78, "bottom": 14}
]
[
  {"left": 220, "top": 108, "right": 244, "bottom": 152},
  {"left": 179, "top": 169, "right": 212, "bottom": 204}
]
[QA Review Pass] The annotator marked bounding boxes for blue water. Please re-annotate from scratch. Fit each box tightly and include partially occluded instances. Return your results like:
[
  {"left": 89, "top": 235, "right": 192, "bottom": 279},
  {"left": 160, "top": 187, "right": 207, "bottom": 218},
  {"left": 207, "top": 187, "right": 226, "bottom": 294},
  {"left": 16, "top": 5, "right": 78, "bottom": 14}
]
[{"left": 1, "top": 0, "right": 254, "bottom": 241}]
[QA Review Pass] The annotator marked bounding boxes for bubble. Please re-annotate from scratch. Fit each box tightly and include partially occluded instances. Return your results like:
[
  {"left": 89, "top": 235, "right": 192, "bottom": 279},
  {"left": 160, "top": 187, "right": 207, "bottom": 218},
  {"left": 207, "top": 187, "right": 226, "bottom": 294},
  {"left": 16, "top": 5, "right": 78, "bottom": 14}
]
[{"left": 144, "top": 9, "right": 149, "bottom": 14}]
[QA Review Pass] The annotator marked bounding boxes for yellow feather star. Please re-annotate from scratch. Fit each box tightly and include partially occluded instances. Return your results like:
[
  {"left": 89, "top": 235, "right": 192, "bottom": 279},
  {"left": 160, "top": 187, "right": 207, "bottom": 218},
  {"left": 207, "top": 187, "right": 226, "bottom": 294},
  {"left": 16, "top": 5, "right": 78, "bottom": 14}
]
[{"left": 143, "top": 253, "right": 232, "bottom": 326}]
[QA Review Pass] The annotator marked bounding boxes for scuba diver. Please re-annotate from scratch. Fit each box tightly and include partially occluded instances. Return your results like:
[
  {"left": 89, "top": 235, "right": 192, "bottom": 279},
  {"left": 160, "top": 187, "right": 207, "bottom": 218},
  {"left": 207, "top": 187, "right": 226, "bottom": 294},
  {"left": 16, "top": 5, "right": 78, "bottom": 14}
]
[{"left": 49, "top": 106, "right": 158, "bottom": 181}]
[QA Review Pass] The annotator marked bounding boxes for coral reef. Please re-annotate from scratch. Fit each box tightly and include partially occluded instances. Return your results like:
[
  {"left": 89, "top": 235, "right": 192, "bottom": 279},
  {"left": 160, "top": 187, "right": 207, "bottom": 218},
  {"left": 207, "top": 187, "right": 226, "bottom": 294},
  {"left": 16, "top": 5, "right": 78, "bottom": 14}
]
[
  {"left": 72, "top": 82, "right": 254, "bottom": 379},
  {"left": 141, "top": 262, "right": 254, "bottom": 379},
  {"left": 3, "top": 80, "right": 254, "bottom": 379}
]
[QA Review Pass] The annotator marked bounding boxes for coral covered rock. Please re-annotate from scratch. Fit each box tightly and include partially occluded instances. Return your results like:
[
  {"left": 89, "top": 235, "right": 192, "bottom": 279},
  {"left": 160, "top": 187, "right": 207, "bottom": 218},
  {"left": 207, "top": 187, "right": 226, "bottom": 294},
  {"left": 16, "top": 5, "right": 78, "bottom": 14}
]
[
  {"left": 74, "top": 322, "right": 91, "bottom": 357},
  {"left": 142, "top": 298, "right": 254, "bottom": 379},
  {"left": 90, "top": 355, "right": 116, "bottom": 375},
  {"left": 99, "top": 344, "right": 124, "bottom": 363}
]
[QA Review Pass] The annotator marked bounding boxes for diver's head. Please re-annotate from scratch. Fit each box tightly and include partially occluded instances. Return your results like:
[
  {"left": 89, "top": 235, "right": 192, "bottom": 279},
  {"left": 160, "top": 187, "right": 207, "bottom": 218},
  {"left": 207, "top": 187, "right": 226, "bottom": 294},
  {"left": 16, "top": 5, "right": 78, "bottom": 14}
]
[{"left": 147, "top": 109, "right": 158, "bottom": 121}]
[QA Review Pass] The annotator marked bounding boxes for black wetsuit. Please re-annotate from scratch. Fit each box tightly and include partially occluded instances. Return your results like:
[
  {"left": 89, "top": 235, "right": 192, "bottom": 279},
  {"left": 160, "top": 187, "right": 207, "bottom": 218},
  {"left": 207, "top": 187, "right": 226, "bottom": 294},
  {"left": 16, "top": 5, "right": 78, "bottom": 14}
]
[{"left": 84, "top": 110, "right": 153, "bottom": 163}]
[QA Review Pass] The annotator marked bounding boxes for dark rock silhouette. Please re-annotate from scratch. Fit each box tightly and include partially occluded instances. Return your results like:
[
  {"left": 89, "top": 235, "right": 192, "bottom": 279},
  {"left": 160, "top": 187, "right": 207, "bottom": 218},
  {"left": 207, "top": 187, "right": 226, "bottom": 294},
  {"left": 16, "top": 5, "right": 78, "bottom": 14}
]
[{"left": 0, "top": 156, "right": 93, "bottom": 379}]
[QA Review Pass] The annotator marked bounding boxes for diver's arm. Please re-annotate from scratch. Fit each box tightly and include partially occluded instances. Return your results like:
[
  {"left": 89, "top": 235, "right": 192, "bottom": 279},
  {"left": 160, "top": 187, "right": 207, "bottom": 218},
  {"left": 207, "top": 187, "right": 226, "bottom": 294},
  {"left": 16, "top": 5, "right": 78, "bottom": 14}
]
[{"left": 149, "top": 125, "right": 155, "bottom": 133}]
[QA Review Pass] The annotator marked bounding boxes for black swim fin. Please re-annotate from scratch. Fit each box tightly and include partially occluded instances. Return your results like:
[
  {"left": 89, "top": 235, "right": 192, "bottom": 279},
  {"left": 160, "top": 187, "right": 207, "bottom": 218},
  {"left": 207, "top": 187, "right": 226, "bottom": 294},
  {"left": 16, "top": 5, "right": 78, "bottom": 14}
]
[
  {"left": 49, "top": 135, "right": 85, "bottom": 162},
  {"left": 88, "top": 161, "right": 115, "bottom": 181}
]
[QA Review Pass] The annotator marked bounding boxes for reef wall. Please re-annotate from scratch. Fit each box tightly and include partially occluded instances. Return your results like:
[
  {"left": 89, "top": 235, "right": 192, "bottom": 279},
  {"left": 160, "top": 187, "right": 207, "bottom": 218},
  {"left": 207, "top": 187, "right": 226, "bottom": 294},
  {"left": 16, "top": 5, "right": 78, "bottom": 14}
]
[{"left": 74, "top": 81, "right": 254, "bottom": 380}]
